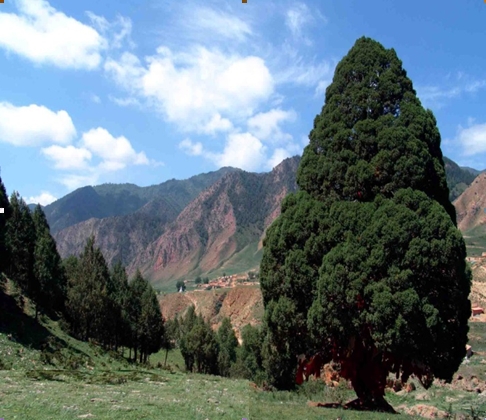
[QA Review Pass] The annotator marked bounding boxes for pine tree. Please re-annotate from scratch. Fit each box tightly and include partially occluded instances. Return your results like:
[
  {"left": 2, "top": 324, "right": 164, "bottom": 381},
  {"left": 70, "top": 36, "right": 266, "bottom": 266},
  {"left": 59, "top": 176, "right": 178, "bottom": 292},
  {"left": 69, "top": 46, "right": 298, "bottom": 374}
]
[
  {"left": 65, "top": 236, "right": 112, "bottom": 342},
  {"left": 110, "top": 261, "right": 130, "bottom": 352},
  {"left": 6, "top": 192, "right": 37, "bottom": 303},
  {"left": 126, "top": 269, "right": 148, "bottom": 362},
  {"left": 32, "top": 204, "right": 66, "bottom": 318},
  {"left": 0, "top": 174, "right": 11, "bottom": 276},
  {"left": 138, "top": 284, "right": 165, "bottom": 363},
  {"left": 217, "top": 317, "right": 238, "bottom": 377},
  {"left": 260, "top": 37, "right": 471, "bottom": 410}
]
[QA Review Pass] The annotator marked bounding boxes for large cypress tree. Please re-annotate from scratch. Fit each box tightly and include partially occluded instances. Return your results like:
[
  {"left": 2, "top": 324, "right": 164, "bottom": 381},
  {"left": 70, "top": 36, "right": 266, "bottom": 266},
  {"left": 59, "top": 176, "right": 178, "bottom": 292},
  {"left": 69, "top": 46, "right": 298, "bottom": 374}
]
[{"left": 260, "top": 37, "right": 471, "bottom": 411}]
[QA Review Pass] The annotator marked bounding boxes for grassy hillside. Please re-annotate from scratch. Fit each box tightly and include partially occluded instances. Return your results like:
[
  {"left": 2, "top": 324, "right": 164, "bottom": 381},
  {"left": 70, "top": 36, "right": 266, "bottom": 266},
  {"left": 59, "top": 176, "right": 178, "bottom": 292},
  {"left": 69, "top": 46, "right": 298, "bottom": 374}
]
[{"left": 2, "top": 278, "right": 486, "bottom": 418}]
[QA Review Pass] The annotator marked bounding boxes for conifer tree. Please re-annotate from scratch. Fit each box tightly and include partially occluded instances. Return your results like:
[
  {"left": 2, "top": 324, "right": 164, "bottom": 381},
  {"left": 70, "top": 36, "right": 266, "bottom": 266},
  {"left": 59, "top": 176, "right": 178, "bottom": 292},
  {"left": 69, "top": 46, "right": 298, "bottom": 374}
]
[
  {"left": 260, "top": 37, "right": 471, "bottom": 410},
  {"left": 0, "top": 174, "right": 11, "bottom": 276},
  {"left": 217, "top": 317, "right": 238, "bottom": 377},
  {"left": 138, "top": 284, "right": 165, "bottom": 363},
  {"left": 32, "top": 204, "right": 66, "bottom": 318},
  {"left": 65, "top": 236, "right": 112, "bottom": 342},
  {"left": 126, "top": 269, "right": 148, "bottom": 362},
  {"left": 6, "top": 192, "right": 36, "bottom": 302}
]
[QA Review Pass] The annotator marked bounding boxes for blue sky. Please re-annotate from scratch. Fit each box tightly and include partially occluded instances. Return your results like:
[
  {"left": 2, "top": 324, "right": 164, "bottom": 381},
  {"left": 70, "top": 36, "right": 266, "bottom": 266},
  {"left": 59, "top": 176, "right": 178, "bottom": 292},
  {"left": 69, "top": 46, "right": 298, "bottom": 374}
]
[{"left": 0, "top": 0, "right": 485, "bottom": 205}]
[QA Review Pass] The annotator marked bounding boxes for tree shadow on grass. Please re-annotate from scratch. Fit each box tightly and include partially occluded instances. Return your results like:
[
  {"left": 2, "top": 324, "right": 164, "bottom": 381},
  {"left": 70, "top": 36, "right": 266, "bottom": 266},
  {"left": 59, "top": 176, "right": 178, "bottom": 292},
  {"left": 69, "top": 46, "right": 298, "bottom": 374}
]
[{"left": 308, "top": 398, "right": 396, "bottom": 414}]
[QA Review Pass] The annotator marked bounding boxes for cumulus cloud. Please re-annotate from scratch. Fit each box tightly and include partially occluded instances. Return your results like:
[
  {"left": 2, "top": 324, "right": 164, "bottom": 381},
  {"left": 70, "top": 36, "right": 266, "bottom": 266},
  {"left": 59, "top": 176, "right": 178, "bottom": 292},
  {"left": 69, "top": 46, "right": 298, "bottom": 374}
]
[
  {"left": 0, "top": 0, "right": 105, "bottom": 69},
  {"left": 41, "top": 145, "right": 92, "bottom": 170},
  {"left": 179, "top": 138, "right": 203, "bottom": 156},
  {"left": 214, "top": 133, "right": 267, "bottom": 171},
  {"left": 455, "top": 123, "right": 486, "bottom": 156},
  {"left": 105, "top": 46, "right": 274, "bottom": 132},
  {"left": 81, "top": 127, "right": 149, "bottom": 168},
  {"left": 247, "top": 108, "right": 296, "bottom": 142},
  {"left": 27, "top": 191, "right": 57, "bottom": 206},
  {"left": 0, "top": 102, "right": 76, "bottom": 146}
]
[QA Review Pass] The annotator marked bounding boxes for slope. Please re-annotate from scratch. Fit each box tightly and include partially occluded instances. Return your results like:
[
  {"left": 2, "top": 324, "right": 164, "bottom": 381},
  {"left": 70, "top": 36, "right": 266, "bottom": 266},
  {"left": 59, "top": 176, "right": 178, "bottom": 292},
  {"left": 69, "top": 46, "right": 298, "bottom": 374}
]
[
  {"left": 129, "top": 156, "right": 300, "bottom": 286},
  {"left": 43, "top": 167, "right": 240, "bottom": 234}
]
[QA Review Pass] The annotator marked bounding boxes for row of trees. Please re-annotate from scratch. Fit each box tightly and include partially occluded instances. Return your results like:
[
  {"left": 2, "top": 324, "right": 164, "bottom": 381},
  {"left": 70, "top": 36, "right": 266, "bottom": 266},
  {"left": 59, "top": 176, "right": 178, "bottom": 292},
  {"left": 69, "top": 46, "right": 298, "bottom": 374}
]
[
  {"left": 63, "top": 239, "right": 165, "bottom": 363},
  {"left": 0, "top": 177, "right": 166, "bottom": 364},
  {"left": 0, "top": 188, "right": 66, "bottom": 319}
]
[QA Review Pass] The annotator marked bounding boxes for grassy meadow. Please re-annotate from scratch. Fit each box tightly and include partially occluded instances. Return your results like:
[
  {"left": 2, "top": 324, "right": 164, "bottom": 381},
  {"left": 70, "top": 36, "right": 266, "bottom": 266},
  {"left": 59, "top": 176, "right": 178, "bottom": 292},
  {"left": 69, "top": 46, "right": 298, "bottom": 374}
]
[{"left": 1, "top": 288, "right": 486, "bottom": 419}]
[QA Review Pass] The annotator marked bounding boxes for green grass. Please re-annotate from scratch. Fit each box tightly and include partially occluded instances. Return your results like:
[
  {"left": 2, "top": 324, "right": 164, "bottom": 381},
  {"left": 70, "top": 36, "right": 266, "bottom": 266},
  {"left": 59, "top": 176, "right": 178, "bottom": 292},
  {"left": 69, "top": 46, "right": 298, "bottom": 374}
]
[{"left": 2, "top": 281, "right": 486, "bottom": 419}]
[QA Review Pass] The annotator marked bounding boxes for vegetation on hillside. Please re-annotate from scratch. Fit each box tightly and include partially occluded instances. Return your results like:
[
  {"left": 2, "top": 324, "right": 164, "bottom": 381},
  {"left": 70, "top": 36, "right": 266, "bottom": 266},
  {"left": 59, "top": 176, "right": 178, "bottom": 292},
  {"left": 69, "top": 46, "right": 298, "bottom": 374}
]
[
  {"left": 260, "top": 37, "right": 471, "bottom": 411},
  {"left": 443, "top": 156, "right": 477, "bottom": 201}
]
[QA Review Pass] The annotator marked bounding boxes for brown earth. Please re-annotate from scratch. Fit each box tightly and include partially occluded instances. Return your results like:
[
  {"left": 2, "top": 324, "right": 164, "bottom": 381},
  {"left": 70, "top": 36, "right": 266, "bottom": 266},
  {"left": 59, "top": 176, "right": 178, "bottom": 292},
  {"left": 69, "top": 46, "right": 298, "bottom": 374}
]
[
  {"left": 158, "top": 286, "right": 264, "bottom": 342},
  {"left": 454, "top": 172, "right": 486, "bottom": 232}
]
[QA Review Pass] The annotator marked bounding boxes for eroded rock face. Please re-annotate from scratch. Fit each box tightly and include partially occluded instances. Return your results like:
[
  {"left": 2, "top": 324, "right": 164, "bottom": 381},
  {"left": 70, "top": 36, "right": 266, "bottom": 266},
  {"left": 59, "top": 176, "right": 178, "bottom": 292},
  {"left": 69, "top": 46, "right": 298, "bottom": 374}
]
[
  {"left": 158, "top": 286, "right": 264, "bottom": 342},
  {"left": 454, "top": 173, "right": 486, "bottom": 232}
]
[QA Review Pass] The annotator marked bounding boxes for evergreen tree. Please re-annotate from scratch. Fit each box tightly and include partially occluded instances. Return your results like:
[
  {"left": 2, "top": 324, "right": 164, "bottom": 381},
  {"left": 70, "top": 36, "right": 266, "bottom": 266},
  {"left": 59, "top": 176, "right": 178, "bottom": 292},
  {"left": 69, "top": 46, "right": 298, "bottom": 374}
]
[
  {"left": 32, "top": 204, "right": 66, "bottom": 318},
  {"left": 65, "top": 236, "right": 112, "bottom": 343},
  {"left": 260, "top": 37, "right": 471, "bottom": 410},
  {"left": 138, "top": 284, "right": 165, "bottom": 363},
  {"left": 0, "top": 174, "right": 11, "bottom": 276},
  {"left": 217, "top": 317, "right": 238, "bottom": 377},
  {"left": 126, "top": 269, "right": 148, "bottom": 362},
  {"left": 110, "top": 261, "right": 130, "bottom": 352},
  {"left": 179, "top": 306, "right": 219, "bottom": 374},
  {"left": 6, "top": 192, "right": 37, "bottom": 302}
]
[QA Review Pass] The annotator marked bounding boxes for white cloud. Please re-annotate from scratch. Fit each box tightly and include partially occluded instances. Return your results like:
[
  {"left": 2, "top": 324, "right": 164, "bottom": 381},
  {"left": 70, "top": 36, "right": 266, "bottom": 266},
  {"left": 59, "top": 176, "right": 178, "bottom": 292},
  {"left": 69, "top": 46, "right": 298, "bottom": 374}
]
[
  {"left": 212, "top": 133, "right": 267, "bottom": 171},
  {"left": 179, "top": 139, "right": 203, "bottom": 156},
  {"left": 247, "top": 108, "right": 296, "bottom": 142},
  {"left": 202, "top": 113, "right": 233, "bottom": 134},
  {"left": 41, "top": 145, "right": 92, "bottom": 170},
  {"left": 81, "top": 127, "right": 149, "bottom": 169},
  {"left": 27, "top": 191, "right": 57, "bottom": 206},
  {"left": 0, "top": 102, "right": 76, "bottom": 146},
  {"left": 0, "top": 0, "right": 105, "bottom": 69},
  {"left": 179, "top": 6, "right": 252, "bottom": 43},
  {"left": 105, "top": 47, "right": 274, "bottom": 132},
  {"left": 455, "top": 123, "right": 486, "bottom": 156},
  {"left": 90, "top": 94, "right": 101, "bottom": 104},
  {"left": 58, "top": 172, "right": 99, "bottom": 190},
  {"left": 86, "top": 12, "right": 134, "bottom": 50},
  {"left": 268, "top": 148, "right": 293, "bottom": 169},
  {"left": 285, "top": 3, "right": 312, "bottom": 39},
  {"left": 417, "top": 76, "right": 486, "bottom": 109},
  {"left": 109, "top": 95, "right": 141, "bottom": 107}
]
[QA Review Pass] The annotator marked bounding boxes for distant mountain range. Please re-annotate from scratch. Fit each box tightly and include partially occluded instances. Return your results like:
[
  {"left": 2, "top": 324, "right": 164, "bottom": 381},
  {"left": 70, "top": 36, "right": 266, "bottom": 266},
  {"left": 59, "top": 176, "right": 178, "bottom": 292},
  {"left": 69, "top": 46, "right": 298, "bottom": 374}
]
[{"left": 30, "top": 156, "right": 483, "bottom": 288}]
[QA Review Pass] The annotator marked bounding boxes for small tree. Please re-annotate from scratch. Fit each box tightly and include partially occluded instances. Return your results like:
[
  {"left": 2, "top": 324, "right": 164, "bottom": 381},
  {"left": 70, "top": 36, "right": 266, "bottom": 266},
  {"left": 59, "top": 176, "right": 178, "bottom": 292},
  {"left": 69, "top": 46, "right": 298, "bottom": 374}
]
[
  {"left": 217, "top": 317, "right": 238, "bottom": 377},
  {"left": 194, "top": 276, "right": 202, "bottom": 285},
  {"left": 176, "top": 280, "right": 186, "bottom": 292}
]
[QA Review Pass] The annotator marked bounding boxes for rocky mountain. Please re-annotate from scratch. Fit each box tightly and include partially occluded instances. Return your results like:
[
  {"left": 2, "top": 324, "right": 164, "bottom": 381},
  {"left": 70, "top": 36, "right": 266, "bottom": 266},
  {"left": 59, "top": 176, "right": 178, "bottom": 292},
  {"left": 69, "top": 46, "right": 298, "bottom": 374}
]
[
  {"left": 54, "top": 197, "right": 180, "bottom": 268},
  {"left": 128, "top": 156, "right": 300, "bottom": 285},
  {"left": 51, "top": 154, "right": 480, "bottom": 286},
  {"left": 43, "top": 167, "right": 241, "bottom": 234},
  {"left": 453, "top": 172, "right": 486, "bottom": 257}
]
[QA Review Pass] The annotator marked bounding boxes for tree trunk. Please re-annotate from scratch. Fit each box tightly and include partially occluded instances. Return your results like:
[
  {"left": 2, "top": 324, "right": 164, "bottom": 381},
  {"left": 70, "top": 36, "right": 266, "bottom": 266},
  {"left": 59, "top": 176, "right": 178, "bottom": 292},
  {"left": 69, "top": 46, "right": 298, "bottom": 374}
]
[{"left": 164, "top": 348, "right": 169, "bottom": 367}]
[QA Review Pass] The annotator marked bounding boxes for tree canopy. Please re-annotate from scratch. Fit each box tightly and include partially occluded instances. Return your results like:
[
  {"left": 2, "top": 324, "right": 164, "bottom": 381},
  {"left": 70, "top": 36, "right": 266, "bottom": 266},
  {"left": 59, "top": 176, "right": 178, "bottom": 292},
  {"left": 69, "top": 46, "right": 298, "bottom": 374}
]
[{"left": 260, "top": 37, "right": 471, "bottom": 411}]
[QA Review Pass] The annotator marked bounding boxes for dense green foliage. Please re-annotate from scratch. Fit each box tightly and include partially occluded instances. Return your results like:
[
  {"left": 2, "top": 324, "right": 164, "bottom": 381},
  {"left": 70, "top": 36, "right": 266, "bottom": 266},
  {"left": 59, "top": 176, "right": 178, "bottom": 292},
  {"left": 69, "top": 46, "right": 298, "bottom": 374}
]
[
  {"left": 0, "top": 174, "right": 11, "bottom": 276},
  {"left": 64, "top": 239, "right": 165, "bottom": 363},
  {"left": 260, "top": 37, "right": 471, "bottom": 409},
  {"left": 217, "top": 317, "right": 239, "bottom": 377}
]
